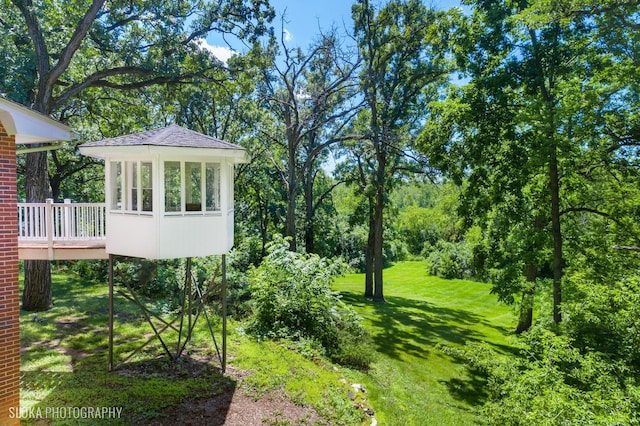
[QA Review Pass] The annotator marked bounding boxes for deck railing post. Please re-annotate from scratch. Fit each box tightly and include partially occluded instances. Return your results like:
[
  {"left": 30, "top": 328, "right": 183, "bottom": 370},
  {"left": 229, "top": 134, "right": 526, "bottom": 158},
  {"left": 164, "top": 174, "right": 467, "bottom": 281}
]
[
  {"left": 45, "top": 199, "right": 54, "bottom": 259},
  {"left": 63, "top": 199, "right": 72, "bottom": 239}
]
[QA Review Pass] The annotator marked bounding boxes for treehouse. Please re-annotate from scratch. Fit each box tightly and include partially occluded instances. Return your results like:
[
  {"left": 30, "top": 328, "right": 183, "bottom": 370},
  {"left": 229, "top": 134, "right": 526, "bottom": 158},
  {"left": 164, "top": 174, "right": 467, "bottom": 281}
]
[
  {"left": 78, "top": 124, "right": 248, "bottom": 260},
  {"left": 15, "top": 124, "right": 244, "bottom": 371}
]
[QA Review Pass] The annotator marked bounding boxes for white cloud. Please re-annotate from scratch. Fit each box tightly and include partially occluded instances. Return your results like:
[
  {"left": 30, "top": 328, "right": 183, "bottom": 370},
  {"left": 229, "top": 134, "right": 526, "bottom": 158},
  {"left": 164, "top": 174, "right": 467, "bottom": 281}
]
[{"left": 195, "top": 39, "right": 236, "bottom": 65}]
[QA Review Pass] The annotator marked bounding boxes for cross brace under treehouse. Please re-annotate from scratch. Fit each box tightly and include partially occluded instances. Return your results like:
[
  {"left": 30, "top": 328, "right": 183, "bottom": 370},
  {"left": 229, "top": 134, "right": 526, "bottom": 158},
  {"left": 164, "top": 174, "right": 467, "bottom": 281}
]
[
  {"left": 107, "top": 255, "right": 228, "bottom": 372},
  {"left": 79, "top": 125, "right": 248, "bottom": 373}
]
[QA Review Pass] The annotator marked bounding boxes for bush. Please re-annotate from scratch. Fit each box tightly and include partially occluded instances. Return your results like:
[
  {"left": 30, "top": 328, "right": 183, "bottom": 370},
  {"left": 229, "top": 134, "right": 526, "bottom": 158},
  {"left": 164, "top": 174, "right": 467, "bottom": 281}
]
[
  {"left": 247, "top": 235, "right": 372, "bottom": 368},
  {"left": 111, "top": 258, "right": 184, "bottom": 310},
  {"left": 441, "top": 270, "right": 640, "bottom": 426},
  {"left": 336, "top": 228, "right": 368, "bottom": 272},
  {"left": 425, "top": 240, "right": 474, "bottom": 279},
  {"left": 441, "top": 329, "right": 640, "bottom": 425},
  {"left": 69, "top": 259, "right": 109, "bottom": 282}
]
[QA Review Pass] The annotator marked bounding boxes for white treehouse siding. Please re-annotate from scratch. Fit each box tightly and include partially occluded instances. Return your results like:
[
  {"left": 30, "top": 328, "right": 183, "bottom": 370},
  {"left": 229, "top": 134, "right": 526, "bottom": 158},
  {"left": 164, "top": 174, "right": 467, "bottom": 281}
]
[
  {"left": 79, "top": 125, "right": 247, "bottom": 260},
  {"left": 156, "top": 157, "right": 232, "bottom": 258}
]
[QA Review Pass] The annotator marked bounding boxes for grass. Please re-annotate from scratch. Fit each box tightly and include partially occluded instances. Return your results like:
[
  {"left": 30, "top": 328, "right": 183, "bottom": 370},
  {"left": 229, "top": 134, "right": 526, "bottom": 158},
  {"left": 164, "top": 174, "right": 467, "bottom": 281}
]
[
  {"left": 20, "top": 272, "right": 228, "bottom": 425},
  {"left": 333, "top": 261, "right": 517, "bottom": 425},
  {"left": 20, "top": 269, "right": 364, "bottom": 425},
  {"left": 19, "top": 261, "right": 516, "bottom": 425}
]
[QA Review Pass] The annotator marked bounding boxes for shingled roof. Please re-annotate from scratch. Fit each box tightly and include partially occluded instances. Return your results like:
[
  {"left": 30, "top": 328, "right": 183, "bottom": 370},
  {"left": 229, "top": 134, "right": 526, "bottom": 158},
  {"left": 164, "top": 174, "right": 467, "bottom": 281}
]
[{"left": 80, "top": 124, "right": 244, "bottom": 150}]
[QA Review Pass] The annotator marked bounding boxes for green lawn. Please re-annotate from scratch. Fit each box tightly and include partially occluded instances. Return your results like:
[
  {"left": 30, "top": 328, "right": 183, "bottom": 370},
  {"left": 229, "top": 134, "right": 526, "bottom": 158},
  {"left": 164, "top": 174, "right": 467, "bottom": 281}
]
[
  {"left": 20, "top": 271, "right": 363, "bottom": 425},
  {"left": 20, "top": 272, "right": 227, "bottom": 425},
  {"left": 333, "top": 261, "right": 517, "bottom": 425},
  {"left": 19, "top": 261, "right": 516, "bottom": 425}
]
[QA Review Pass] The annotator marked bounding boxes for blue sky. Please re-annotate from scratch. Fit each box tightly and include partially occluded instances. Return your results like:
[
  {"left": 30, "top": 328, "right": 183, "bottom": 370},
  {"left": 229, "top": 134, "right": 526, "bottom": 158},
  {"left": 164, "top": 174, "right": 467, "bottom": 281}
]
[
  {"left": 204, "top": 0, "right": 464, "bottom": 62},
  {"left": 268, "top": 0, "right": 464, "bottom": 47}
]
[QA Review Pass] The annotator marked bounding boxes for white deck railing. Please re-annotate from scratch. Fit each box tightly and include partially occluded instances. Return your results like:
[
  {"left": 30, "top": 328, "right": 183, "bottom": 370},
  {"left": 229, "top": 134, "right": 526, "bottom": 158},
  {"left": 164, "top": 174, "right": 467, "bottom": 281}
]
[{"left": 18, "top": 199, "right": 106, "bottom": 243}]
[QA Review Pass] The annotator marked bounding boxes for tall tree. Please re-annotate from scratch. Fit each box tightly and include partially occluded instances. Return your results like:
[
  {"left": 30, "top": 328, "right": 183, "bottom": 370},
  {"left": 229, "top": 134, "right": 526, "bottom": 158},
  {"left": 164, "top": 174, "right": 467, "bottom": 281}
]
[
  {"left": 259, "top": 24, "right": 359, "bottom": 251},
  {"left": 1, "top": 0, "right": 273, "bottom": 310},
  {"left": 421, "top": 0, "right": 640, "bottom": 328},
  {"left": 351, "top": 0, "right": 453, "bottom": 301},
  {"left": 336, "top": 124, "right": 376, "bottom": 297}
]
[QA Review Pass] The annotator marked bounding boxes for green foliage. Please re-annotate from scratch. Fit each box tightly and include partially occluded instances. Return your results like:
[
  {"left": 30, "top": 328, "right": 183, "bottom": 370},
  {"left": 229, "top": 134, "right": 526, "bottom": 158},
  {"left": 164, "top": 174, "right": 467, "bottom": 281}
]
[
  {"left": 21, "top": 272, "right": 364, "bottom": 425},
  {"left": 425, "top": 241, "right": 474, "bottom": 279},
  {"left": 112, "top": 258, "right": 182, "bottom": 304},
  {"left": 564, "top": 274, "right": 640, "bottom": 371},
  {"left": 20, "top": 273, "right": 229, "bottom": 425},
  {"left": 398, "top": 206, "right": 442, "bottom": 255},
  {"left": 443, "top": 327, "right": 640, "bottom": 425},
  {"left": 61, "top": 260, "right": 108, "bottom": 283},
  {"left": 336, "top": 226, "right": 369, "bottom": 272},
  {"left": 419, "top": 0, "right": 640, "bottom": 326},
  {"left": 392, "top": 182, "right": 467, "bottom": 258},
  {"left": 232, "top": 338, "right": 366, "bottom": 425},
  {"left": 247, "top": 236, "right": 372, "bottom": 369},
  {"left": 442, "top": 266, "right": 640, "bottom": 425}
]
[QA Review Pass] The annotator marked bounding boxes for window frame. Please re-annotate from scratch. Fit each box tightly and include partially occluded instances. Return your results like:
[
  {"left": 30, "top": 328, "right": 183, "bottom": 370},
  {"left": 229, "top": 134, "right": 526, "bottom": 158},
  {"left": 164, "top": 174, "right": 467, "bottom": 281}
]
[
  {"left": 110, "top": 160, "right": 153, "bottom": 215},
  {"left": 163, "top": 160, "right": 222, "bottom": 215}
]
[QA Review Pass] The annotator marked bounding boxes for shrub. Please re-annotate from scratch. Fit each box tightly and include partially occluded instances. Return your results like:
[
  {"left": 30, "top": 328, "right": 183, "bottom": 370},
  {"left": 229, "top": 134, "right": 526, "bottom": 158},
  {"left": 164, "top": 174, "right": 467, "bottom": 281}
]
[
  {"left": 247, "top": 235, "right": 372, "bottom": 368},
  {"left": 425, "top": 240, "right": 474, "bottom": 279},
  {"left": 434, "top": 262, "right": 640, "bottom": 425},
  {"left": 69, "top": 259, "right": 109, "bottom": 282},
  {"left": 442, "top": 329, "right": 640, "bottom": 425}
]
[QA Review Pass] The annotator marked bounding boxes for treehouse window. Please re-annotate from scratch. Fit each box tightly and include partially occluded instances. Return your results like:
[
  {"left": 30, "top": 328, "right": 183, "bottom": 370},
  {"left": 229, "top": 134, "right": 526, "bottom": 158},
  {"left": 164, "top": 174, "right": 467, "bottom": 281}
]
[
  {"left": 206, "top": 163, "right": 220, "bottom": 211},
  {"left": 185, "top": 162, "right": 202, "bottom": 211},
  {"left": 114, "top": 161, "right": 153, "bottom": 213},
  {"left": 129, "top": 161, "right": 138, "bottom": 211},
  {"left": 141, "top": 162, "right": 153, "bottom": 211},
  {"left": 164, "top": 161, "right": 221, "bottom": 213},
  {"left": 164, "top": 161, "right": 181, "bottom": 212},
  {"left": 110, "top": 161, "right": 122, "bottom": 210}
]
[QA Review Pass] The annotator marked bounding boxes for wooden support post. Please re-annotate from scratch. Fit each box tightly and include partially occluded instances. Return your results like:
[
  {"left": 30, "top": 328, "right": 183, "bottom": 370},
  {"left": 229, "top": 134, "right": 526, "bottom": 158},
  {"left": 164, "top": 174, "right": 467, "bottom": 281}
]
[
  {"left": 108, "top": 254, "right": 114, "bottom": 371},
  {"left": 176, "top": 259, "right": 187, "bottom": 357},
  {"left": 222, "top": 254, "right": 227, "bottom": 373},
  {"left": 186, "top": 257, "right": 192, "bottom": 351}
]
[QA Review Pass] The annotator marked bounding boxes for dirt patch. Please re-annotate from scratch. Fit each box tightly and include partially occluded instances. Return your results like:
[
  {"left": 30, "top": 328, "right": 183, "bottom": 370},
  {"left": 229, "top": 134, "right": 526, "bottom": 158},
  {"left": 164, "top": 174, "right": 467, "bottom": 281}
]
[
  {"left": 150, "top": 389, "right": 324, "bottom": 426},
  {"left": 119, "top": 359, "right": 325, "bottom": 425}
]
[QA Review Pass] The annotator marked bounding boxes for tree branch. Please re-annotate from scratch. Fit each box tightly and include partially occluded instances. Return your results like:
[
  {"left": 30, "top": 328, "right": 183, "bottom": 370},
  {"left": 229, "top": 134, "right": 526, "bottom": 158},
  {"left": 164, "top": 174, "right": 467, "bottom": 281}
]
[
  {"left": 53, "top": 67, "right": 200, "bottom": 109},
  {"left": 12, "top": 0, "right": 50, "bottom": 109},
  {"left": 312, "top": 179, "right": 346, "bottom": 213},
  {"left": 613, "top": 245, "right": 640, "bottom": 252},
  {"left": 559, "top": 206, "right": 626, "bottom": 229},
  {"left": 48, "top": 0, "right": 106, "bottom": 90}
]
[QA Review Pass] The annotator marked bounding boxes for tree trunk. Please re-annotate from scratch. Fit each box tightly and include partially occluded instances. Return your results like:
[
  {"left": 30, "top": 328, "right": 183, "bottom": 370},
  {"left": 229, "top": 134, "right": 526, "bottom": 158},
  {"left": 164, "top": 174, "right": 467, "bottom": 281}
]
[
  {"left": 285, "top": 110, "right": 297, "bottom": 252},
  {"left": 304, "top": 169, "right": 315, "bottom": 254},
  {"left": 22, "top": 150, "right": 53, "bottom": 311},
  {"left": 50, "top": 174, "right": 61, "bottom": 202},
  {"left": 364, "top": 203, "right": 374, "bottom": 298},
  {"left": 549, "top": 142, "right": 563, "bottom": 324},
  {"left": 259, "top": 196, "right": 268, "bottom": 258},
  {"left": 286, "top": 180, "right": 297, "bottom": 252},
  {"left": 22, "top": 260, "right": 53, "bottom": 312},
  {"left": 372, "top": 154, "right": 385, "bottom": 303},
  {"left": 515, "top": 262, "right": 536, "bottom": 334}
]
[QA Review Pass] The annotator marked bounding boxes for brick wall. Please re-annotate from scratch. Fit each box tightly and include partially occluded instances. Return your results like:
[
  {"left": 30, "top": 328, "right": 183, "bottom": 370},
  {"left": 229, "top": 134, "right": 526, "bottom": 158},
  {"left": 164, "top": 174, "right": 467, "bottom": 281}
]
[{"left": 0, "top": 120, "right": 19, "bottom": 426}]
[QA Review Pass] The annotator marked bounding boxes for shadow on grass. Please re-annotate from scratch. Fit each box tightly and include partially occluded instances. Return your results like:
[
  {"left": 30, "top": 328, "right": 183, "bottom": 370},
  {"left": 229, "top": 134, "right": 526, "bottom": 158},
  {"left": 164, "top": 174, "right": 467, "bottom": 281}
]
[
  {"left": 341, "top": 291, "right": 514, "bottom": 361},
  {"left": 22, "top": 356, "right": 236, "bottom": 425},
  {"left": 441, "top": 372, "right": 489, "bottom": 407},
  {"left": 21, "top": 272, "right": 237, "bottom": 425}
]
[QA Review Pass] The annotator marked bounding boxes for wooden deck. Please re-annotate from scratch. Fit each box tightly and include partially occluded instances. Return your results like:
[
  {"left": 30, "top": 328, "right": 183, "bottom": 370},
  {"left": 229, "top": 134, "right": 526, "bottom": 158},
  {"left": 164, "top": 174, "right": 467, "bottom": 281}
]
[
  {"left": 18, "top": 200, "right": 108, "bottom": 260},
  {"left": 18, "top": 240, "right": 107, "bottom": 260}
]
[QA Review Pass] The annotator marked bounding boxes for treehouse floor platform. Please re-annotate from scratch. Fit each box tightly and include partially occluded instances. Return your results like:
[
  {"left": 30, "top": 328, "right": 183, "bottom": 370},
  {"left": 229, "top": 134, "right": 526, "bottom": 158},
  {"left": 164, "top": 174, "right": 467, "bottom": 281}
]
[{"left": 18, "top": 240, "right": 107, "bottom": 260}]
